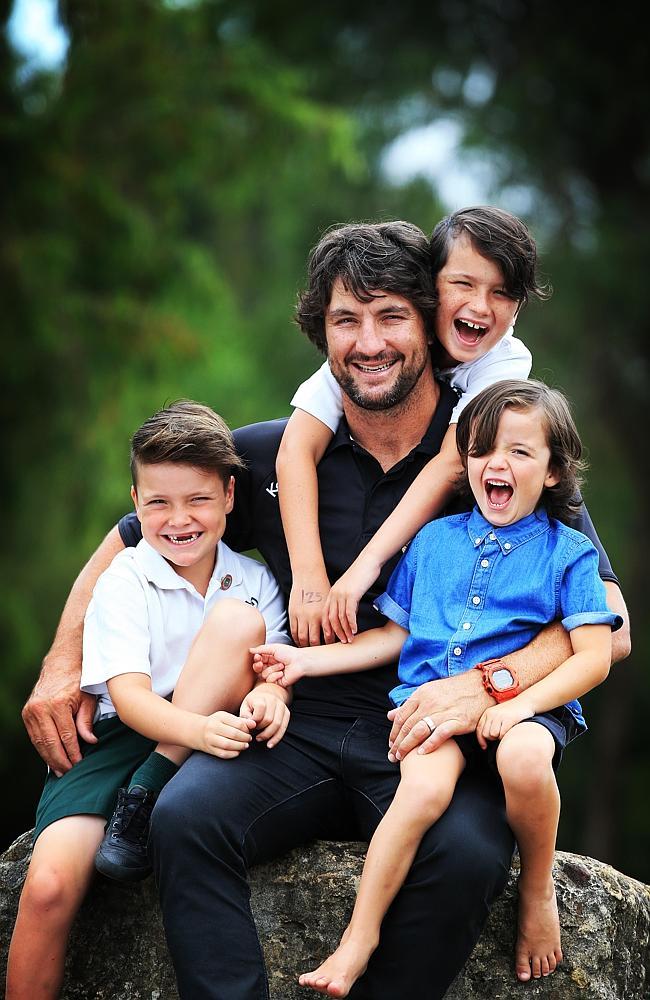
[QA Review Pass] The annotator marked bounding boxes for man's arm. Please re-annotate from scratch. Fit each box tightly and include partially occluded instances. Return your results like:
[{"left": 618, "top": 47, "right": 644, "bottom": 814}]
[
  {"left": 604, "top": 580, "right": 631, "bottom": 663},
  {"left": 388, "top": 581, "right": 631, "bottom": 761},
  {"left": 22, "top": 526, "right": 126, "bottom": 774}
]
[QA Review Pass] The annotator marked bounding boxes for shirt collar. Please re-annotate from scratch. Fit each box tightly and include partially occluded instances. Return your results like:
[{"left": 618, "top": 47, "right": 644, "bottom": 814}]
[
  {"left": 467, "top": 506, "right": 551, "bottom": 554},
  {"left": 133, "top": 538, "right": 243, "bottom": 595},
  {"left": 327, "top": 379, "right": 458, "bottom": 460}
]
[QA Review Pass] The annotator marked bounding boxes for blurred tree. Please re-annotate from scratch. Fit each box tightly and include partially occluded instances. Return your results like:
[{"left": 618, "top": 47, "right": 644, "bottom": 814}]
[
  {"left": 215, "top": 0, "right": 649, "bottom": 878},
  {"left": 1, "top": 0, "right": 646, "bottom": 879},
  {"left": 0, "top": 0, "right": 443, "bottom": 844}
]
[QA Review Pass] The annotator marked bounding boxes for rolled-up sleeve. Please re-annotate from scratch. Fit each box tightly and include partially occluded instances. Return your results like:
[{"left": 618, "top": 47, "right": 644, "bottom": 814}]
[
  {"left": 560, "top": 541, "right": 623, "bottom": 634},
  {"left": 373, "top": 538, "right": 419, "bottom": 629}
]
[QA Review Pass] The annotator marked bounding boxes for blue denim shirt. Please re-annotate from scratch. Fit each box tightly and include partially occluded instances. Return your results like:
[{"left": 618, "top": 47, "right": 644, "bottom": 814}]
[{"left": 375, "top": 507, "right": 622, "bottom": 730}]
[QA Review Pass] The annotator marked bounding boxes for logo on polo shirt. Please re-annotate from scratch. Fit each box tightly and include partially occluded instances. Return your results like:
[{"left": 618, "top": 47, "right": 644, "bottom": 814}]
[{"left": 265, "top": 481, "right": 279, "bottom": 499}]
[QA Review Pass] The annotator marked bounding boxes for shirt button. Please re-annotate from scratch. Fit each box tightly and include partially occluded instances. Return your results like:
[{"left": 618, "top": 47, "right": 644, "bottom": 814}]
[
  {"left": 481, "top": 559, "right": 489, "bottom": 568},
  {"left": 474, "top": 537, "right": 482, "bottom": 546},
  {"left": 489, "top": 533, "right": 496, "bottom": 540},
  {"left": 504, "top": 542, "right": 512, "bottom": 550},
  {"left": 463, "top": 622, "right": 471, "bottom": 630},
  {"left": 472, "top": 596, "right": 481, "bottom": 605},
  {"left": 453, "top": 646, "right": 462, "bottom": 656}
]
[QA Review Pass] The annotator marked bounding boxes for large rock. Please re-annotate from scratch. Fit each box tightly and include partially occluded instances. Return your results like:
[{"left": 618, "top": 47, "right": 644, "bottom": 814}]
[{"left": 1, "top": 831, "right": 649, "bottom": 998}]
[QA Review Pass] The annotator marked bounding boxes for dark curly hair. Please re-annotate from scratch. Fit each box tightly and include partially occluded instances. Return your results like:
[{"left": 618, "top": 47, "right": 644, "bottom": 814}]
[
  {"left": 295, "top": 221, "right": 438, "bottom": 353},
  {"left": 455, "top": 379, "right": 587, "bottom": 521}
]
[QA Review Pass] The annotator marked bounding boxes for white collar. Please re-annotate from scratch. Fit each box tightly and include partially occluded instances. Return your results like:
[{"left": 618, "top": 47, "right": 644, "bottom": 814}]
[{"left": 133, "top": 538, "right": 243, "bottom": 596}]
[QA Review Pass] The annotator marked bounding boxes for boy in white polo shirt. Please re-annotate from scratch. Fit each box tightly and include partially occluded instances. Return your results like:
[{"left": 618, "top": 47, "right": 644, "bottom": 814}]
[{"left": 6, "top": 401, "right": 290, "bottom": 1000}]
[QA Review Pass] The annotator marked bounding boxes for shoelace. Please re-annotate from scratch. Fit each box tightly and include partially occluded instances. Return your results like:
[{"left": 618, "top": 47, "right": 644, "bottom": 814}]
[{"left": 111, "top": 792, "right": 152, "bottom": 845}]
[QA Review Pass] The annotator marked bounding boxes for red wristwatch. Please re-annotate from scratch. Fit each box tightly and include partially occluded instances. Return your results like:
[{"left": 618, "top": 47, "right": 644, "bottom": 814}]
[{"left": 475, "top": 658, "right": 520, "bottom": 703}]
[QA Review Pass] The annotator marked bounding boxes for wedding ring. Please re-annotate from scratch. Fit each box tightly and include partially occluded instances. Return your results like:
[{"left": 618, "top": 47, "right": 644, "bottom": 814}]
[{"left": 422, "top": 716, "right": 436, "bottom": 735}]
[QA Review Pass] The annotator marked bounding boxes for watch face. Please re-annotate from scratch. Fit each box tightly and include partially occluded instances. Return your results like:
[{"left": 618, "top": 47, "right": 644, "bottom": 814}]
[{"left": 492, "top": 667, "right": 515, "bottom": 691}]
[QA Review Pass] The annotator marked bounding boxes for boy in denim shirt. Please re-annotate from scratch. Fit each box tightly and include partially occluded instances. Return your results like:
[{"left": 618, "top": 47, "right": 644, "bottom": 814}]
[{"left": 253, "top": 379, "right": 622, "bottom": 997}]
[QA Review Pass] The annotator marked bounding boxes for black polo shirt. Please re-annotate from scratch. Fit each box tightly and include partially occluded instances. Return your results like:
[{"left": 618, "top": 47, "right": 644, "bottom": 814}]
[{"left": 118, "top": 378, "right": 617, "bottom": 722}]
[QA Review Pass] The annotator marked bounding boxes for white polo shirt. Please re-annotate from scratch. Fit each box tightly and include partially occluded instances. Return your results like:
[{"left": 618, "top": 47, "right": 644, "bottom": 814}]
[
  {"left": 290, "top": 330, "right": 532, "bottom": 430},
  {"left": 81, "top": 539, "right": 289, "bottom": 720}
]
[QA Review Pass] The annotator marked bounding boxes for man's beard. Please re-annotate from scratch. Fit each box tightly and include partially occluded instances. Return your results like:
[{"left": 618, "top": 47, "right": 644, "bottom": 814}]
[{"left": 329, "top": 351, "right": 430, "bottom": 412}]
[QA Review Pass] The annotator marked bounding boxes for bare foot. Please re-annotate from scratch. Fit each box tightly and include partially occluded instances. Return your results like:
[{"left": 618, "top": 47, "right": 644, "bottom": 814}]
[
  {"left": 515, "top": 876, "right": 563, "bottom": 981},
  {"left": 298, "top": 936, "right": 375, "bottom": 997}
]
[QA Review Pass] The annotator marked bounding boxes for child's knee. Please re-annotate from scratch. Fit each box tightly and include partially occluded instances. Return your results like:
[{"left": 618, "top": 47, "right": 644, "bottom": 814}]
[
  {"left": 398, "top": 776, "right": 455, "bottom": 826},
  {"left": 205, "top": 599, "right": 265, "bottom": 645},
  {"left": 497, "top": 725, "right": 555, "bottom": 794},
  {"left": 22, "top": 863, "right": 76, "bottom": 918}
]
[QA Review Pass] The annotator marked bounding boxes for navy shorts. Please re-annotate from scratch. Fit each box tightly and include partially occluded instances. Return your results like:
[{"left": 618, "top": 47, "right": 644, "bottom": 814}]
[{"left": 455, "top": 706, "right": 581, "bottom": 775}]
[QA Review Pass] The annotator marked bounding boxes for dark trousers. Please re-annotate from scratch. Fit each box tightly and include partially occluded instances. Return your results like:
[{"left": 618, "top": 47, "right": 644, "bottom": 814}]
[{"left": 150, "top": 712, "right": 514, "bottom": 999}]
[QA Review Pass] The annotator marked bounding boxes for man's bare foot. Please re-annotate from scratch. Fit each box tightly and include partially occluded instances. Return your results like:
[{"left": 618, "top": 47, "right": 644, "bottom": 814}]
[
  {"left": 298, "top": 935, "right": 375, "bottom": 997},
  {"left": 515, "top": 876, "right": 563, "bottom": 981}
]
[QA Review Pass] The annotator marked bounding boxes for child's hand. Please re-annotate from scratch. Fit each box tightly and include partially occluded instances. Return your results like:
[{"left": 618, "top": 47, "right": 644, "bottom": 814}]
[
  {"left": 476, "top": 698, "right": 535, "bottom": 749},
  {"left": 251, "top": 644, "right": 305, "bottom": 688},
  {"left": 240, "top": 688, "right": 291, "bottom": 748},
  {"left": 324, "top": 557, "right": 382, "bottom": 644},
  {"left": 288, "top": 570, "right": 331, "bottom": 648},
  {"left": 199, "top": 711, "right": 255, "bottom": 759}
]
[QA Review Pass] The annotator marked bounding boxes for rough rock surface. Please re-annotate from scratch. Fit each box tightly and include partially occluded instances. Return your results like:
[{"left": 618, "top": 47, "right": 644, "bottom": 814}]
[{"left": 1, "top": 831, "right": 649, "bottom": 998}]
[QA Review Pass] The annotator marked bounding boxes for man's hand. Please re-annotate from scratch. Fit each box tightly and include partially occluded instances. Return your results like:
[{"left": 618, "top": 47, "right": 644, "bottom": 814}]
[
  {"left": 22, "top": 660, "right": 96, "bottom": 776},
  {"left": 240, "top": 685, "right": 291, "bottom": 748},
  {"left": 288, "top": 569, "right": 331, "bottom": 648},
  {"left": 251, "top": 644, "right": 306, "bottom": 688},
  {"left": 476, "top": 698, "right": 535, "bottom": 750},
  {"left": 323, "top": 556, "right": 381, "bottom": 644},
  {"left": 388, "top": 671, "right": 490, "bottom": 761},
  {"left": 22, "top": 525, "right": 126, "bottom": 774}
]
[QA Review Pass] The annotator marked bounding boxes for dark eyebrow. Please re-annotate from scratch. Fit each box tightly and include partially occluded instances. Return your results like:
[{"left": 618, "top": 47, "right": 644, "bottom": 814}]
[
  {"left": 327, "top": 303, "right": 412, "bottom": 318},
  {"left": 377, "top": 304, "right": 412, "bottom": 316},
  {"left": 327, "top": 307, "right": 359, "bottom": 318}
]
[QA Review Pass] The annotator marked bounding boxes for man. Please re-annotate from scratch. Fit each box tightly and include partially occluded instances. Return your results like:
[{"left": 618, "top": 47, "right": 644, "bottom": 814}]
[{"left": 24, "top": 221, "right": 629, "bottom": 998}]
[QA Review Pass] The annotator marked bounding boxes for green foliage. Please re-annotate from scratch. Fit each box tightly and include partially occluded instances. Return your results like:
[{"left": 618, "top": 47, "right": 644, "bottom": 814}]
[{"left": 2, "top": 0, "right": 647, "bottom": 880}]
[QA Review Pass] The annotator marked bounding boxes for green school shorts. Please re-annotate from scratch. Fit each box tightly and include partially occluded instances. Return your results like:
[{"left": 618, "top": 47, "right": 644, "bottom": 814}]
[{"left": 34, "top": 716, "right": 156, "bottom": 842}]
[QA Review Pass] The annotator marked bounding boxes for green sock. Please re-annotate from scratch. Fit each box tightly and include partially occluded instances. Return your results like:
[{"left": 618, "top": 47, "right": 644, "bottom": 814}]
[{"left": 128, "top": 752, "right": 179, "bottom": 794}]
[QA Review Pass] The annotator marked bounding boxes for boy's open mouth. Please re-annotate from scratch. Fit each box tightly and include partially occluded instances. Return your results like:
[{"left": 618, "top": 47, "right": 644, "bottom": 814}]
[
  {"left": 485, "top": 480, "right": 513, "bottom": 509},
  {"left": 164, "top": 532, "right": 202, "bottom": 545},
  {"left": 455, "top": 319, "right": 487, "bottom": 346}
]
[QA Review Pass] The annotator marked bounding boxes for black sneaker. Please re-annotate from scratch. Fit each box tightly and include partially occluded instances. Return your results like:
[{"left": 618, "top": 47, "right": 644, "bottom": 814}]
[{"left": 95, "top": 785, "right": 157, "bottom": 882}]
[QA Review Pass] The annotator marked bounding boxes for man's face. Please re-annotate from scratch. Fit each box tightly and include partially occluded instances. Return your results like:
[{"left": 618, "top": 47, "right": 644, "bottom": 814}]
[
  {"left": 435, "top": 234, "right": 520, "bottom": 367},
  {"left": 324, "top": 278, "right": 432, "bottom": 411}
]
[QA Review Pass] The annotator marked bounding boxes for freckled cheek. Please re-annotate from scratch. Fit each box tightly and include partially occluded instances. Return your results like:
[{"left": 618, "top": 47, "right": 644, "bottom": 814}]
[
  {"left": 437, "top": 287, "right": 463, "bottom": 311},
  {"left": 496, "top": 303, "right": 518, "bottom": 329}
]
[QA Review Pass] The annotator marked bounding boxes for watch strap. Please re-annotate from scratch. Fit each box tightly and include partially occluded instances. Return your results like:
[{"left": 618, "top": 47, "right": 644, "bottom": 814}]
[{"left": 475, "top": 658, "right": 521, "bottom": 703}]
